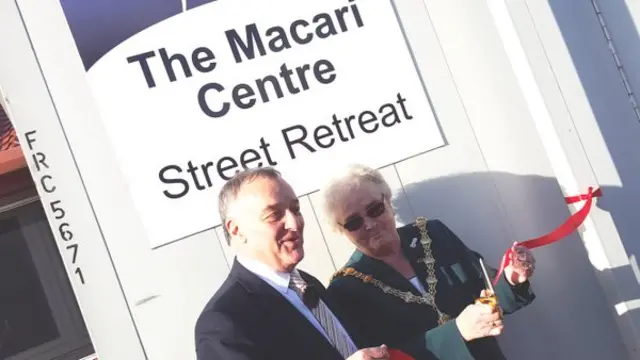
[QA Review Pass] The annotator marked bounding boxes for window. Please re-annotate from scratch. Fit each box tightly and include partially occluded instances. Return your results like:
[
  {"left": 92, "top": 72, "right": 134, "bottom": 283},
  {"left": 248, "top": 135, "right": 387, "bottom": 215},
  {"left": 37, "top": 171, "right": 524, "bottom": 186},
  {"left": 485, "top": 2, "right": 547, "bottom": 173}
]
[{"left": 0, "top": 200, "right": 94, "bottom": 360}]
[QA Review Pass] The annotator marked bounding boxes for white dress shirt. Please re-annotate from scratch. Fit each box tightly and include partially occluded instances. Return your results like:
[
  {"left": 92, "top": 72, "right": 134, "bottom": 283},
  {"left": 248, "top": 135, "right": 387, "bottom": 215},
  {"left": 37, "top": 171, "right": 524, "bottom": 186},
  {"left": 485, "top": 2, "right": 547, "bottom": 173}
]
[
  {"left": 236, "top": 256, "right": 357, "bottom": 350},
  {"left": 409, "top": 276, "right": 428, "bottom": 295}
]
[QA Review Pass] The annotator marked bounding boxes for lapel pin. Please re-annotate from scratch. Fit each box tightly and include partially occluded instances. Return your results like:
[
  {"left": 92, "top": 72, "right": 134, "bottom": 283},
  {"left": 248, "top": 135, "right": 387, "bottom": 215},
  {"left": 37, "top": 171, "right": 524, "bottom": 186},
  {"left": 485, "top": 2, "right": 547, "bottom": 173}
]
[{"left": 410, "top": 237, "right": 418, "bottom": 248}]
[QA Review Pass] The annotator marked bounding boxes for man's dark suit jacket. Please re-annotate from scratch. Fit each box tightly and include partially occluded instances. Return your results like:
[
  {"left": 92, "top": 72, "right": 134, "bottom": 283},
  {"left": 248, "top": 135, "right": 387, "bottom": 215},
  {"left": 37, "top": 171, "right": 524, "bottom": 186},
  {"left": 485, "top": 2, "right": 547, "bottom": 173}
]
[
  {"left": 195, "top": 259, "right": 350, "bottom": 360},
  {"left": 325, "top": 219, "right": 536, "bottom": 360}
]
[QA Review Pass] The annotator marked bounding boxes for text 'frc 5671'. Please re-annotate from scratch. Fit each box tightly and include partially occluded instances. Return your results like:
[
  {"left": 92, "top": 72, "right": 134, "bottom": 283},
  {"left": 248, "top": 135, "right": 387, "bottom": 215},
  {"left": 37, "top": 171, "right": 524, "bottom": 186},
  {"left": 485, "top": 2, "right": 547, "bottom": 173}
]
[{"left": 23, "top": 131, "right": 85, "bottom": 285}]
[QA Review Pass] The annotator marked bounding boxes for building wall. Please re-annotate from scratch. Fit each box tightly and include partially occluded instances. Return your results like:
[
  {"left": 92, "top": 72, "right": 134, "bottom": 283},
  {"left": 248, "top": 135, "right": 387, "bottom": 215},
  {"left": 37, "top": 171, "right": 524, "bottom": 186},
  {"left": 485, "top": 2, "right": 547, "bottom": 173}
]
[
  {"left": 120, "top": 1, "right": 634, "bottom": 358},
  {"left": 1, "top": 0, "right": 638, "bottom": 359}
]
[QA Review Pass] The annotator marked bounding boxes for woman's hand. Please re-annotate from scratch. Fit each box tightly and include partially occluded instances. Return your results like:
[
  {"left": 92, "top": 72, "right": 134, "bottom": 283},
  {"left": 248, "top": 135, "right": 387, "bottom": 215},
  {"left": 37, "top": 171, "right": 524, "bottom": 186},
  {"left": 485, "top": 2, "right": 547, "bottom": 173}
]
[
  {"left": 455, "top": 301, "right": 504, "bottom": 341},
  {"left": 504, "top": 244, "right": 536, "bottom": 285}
]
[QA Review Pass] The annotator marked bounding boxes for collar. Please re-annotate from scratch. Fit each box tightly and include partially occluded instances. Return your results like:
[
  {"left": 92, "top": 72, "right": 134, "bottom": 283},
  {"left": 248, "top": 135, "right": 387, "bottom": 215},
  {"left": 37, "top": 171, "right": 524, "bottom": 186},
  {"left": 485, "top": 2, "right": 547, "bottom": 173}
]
[{"left": 236, "top": 255, "right": 295, "bottom": 296}]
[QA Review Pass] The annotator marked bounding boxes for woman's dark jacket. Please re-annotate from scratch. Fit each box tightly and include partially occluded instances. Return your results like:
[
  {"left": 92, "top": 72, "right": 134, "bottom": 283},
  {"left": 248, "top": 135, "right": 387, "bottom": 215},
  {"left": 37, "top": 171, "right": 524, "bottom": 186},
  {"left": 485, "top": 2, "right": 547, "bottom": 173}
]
[{"left": 325, "top": 219, "right": 535, "bottom": 360}]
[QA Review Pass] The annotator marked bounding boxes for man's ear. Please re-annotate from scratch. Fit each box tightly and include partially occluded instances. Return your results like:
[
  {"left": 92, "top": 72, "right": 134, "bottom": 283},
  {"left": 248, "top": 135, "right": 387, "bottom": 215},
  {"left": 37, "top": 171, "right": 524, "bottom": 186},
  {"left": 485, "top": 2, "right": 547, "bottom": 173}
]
[{"left": 225, "top": 218, "right": 243, "bottom": 243}]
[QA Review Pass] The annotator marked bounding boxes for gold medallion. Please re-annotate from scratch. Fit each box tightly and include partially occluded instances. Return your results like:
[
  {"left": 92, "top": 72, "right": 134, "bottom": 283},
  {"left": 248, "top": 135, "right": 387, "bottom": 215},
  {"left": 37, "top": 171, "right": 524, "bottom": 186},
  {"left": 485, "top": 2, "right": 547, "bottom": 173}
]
[{"left": 332, "top": 217, "right": 452, "bottom": 325}]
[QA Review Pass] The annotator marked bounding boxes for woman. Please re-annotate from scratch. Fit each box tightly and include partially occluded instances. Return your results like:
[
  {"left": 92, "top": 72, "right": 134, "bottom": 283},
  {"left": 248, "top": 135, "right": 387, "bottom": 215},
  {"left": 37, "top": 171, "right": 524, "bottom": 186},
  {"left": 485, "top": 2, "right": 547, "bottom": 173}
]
[{"left": 320, "top": 164, "right": 536, "bottom": 360}]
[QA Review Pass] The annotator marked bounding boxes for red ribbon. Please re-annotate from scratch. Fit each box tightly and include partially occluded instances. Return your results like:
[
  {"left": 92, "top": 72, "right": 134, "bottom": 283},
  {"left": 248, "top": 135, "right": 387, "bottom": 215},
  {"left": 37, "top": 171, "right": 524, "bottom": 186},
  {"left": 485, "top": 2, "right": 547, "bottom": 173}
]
[
  {"left": 389, "top": 349, "right": 414, "bottom": 360},
  {"left": 369, "top": 188, "right": 601, "bottom": 360},
  {"left": 493, "top": 187, "right": 602, "bottom": 286}
]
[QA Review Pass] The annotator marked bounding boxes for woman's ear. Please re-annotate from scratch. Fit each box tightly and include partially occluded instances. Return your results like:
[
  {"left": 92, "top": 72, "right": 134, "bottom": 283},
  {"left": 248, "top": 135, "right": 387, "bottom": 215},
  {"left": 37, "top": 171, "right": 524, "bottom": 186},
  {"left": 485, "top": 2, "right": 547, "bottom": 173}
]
[{"left": 331, "top": 222, "right": 343, "bottom": 235}]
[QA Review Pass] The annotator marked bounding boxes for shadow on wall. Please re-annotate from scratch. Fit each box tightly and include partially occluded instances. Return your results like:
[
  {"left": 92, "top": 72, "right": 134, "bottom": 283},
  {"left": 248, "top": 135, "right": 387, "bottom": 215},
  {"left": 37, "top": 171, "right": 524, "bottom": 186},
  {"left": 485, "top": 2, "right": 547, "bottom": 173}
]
[
  {"left": 546, "top": 2, "right": 640, "bottom": 353},
  {"left": 547, "top": 0, "right": 640, "bottom": 284},
  {"left": 391, "top": 171, "right": 638, "bottom": 360}
]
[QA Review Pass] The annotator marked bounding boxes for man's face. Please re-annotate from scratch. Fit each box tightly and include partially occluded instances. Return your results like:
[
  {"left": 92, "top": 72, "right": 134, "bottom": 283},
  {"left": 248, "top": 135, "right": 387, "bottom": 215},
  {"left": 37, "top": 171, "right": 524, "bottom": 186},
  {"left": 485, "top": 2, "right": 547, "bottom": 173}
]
[{"left": 227, "top": 176, "right": 305, "bottom": 272}]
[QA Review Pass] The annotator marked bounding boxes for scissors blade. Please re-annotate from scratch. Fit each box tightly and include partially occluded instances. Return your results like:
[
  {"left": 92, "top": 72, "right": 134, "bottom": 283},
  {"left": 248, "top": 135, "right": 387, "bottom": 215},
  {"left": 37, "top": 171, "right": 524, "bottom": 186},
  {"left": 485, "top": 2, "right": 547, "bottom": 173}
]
[{"left": 479, "top": 258, "right": 495, "bottom": 295}]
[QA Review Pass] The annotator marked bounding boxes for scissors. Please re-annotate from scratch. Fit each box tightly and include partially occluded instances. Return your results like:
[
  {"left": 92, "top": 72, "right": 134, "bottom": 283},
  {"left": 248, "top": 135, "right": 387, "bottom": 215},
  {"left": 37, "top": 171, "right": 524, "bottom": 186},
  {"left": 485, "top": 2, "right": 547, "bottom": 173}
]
[{"left": 475, "top": 258, "right": 501, "bottom": 314}]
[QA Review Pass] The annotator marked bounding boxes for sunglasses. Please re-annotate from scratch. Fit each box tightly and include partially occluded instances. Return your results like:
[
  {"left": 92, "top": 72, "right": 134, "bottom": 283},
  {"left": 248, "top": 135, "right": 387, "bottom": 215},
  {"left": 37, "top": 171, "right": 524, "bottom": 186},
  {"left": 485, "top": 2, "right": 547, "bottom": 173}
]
[{"left": 339, "top": 197, "right": 387, "bottom": 232}]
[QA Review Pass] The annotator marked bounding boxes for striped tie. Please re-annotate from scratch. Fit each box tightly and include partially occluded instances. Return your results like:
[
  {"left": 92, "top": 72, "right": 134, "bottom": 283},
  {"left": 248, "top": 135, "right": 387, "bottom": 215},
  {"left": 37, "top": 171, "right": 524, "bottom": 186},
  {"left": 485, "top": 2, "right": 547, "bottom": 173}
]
[{"left": 289, "top": 270, "right": 357, "bottom": 358}]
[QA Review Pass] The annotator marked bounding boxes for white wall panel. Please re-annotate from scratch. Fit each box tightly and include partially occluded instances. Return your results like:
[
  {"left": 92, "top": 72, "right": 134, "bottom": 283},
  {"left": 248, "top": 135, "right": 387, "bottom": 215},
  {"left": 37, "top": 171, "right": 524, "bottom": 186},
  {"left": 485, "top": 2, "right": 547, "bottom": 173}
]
[{"left": 138, "top": 229, "right": 228, "bottom": 360}]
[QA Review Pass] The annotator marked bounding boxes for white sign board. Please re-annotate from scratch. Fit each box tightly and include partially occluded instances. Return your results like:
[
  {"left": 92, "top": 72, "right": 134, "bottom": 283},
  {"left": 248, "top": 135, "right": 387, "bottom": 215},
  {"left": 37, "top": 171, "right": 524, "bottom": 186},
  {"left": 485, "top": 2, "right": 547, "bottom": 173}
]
[{"left": 64, "top": 0, "right": 444, "bottom": 247}]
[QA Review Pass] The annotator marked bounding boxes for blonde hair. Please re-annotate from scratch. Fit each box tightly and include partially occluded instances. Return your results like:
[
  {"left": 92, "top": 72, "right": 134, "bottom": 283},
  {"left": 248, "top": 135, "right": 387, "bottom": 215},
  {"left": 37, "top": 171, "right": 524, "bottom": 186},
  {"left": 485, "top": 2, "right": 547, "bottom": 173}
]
[{"left": 319, "top": 164, "right": 392, "bottom": 230}]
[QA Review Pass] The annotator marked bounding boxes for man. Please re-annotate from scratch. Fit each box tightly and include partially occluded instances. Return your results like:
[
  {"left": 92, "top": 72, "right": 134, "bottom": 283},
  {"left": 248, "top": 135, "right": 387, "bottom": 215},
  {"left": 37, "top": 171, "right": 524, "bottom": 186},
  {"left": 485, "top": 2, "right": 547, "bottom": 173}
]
[{"left": 195, "top": 167, "right": 390, "bottom": 360}]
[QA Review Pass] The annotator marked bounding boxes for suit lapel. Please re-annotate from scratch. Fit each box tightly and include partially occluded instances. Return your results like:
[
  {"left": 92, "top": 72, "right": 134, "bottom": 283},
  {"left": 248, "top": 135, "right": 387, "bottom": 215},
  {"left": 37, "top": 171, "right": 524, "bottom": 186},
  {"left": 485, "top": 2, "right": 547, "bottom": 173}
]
[{"left": 230, "top": 260, "right": 342, "bottom": 359}]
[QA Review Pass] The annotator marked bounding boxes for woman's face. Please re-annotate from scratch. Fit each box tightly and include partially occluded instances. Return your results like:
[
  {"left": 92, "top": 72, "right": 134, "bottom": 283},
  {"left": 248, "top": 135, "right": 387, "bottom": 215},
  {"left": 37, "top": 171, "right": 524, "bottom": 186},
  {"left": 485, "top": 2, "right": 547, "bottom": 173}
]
[{"left": 332, "top": 181, "right": 400, "bottom": 257}]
